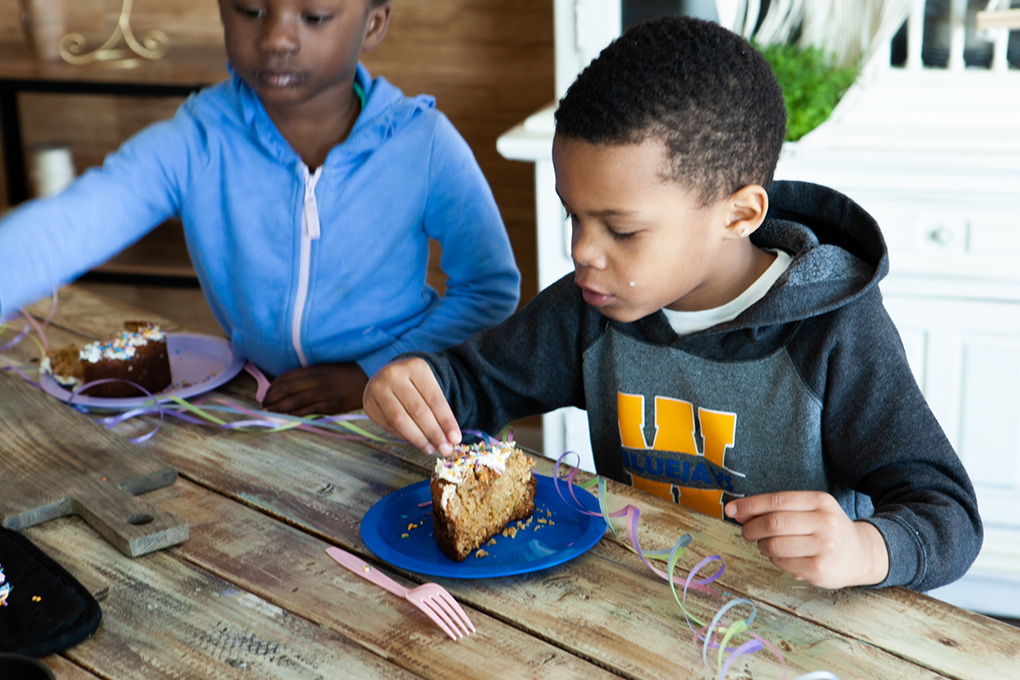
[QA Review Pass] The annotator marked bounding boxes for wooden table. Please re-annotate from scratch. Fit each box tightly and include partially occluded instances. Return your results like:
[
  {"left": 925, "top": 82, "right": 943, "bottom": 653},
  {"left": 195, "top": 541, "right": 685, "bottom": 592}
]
[
  {"left": 0, "top": 40, "right": 227, "bottom": 204},
  {"left": 2, "top": 285, "right": 1019, "bottom": 680}
]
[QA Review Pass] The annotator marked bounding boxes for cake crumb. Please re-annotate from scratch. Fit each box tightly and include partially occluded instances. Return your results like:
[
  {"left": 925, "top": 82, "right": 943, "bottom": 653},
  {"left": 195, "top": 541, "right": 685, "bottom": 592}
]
[
  {"left": 487, "top": 538, "right": 497, "bottom": 546},
  {"left": 546, "top": 510, "right": 552, "bottom": 517},
  {"left": 502, "top": 526, "right": 518, "bottom": 538},
  {"left": 408, "top": 523, "right": 418, "bottom": 530},
  {"left": 474, "top": 549, "right": 489, "bottom": 558},
  {"left": 537, "top": 517, "right": 547, "bottom": 524},
  {"left": 400, "top": 533, "right": 410, "bottom": 539}
]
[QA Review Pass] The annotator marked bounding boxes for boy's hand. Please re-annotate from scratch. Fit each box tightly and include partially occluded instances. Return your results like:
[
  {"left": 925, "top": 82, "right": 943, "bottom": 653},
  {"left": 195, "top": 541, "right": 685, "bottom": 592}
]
[
  {"left": 363, "top": 358, "right": 461, "bottom": 456},
  {"left": 262, "top": 363, "right": 368, "bottom": 417},
  {"left": 724, "top": 491, "right": 890, "bottom": 589}
]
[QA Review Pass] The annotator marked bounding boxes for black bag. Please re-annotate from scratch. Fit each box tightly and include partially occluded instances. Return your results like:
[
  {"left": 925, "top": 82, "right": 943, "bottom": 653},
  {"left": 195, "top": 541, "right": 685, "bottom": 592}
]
[{"left": 0, "top": 528, "right": 101, "bottom": 657}]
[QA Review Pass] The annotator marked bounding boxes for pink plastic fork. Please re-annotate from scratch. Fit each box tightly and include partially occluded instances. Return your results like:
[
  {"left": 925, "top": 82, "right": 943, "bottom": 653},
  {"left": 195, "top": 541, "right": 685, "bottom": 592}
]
[{"left": 326, "top": 546, "right": 475, "bottom": 640}]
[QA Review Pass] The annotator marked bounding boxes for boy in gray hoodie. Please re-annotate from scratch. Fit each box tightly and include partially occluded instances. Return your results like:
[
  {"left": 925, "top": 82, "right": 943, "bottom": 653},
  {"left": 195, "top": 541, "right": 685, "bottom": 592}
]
[{"left": 364, "top": 16, "right": 982, "bottom": 592}]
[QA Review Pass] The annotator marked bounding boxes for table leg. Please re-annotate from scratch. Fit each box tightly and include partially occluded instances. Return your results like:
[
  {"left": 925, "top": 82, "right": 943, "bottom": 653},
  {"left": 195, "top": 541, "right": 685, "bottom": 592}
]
[{"left": 0, "top": 86, "right": 28, "bottom": 205}]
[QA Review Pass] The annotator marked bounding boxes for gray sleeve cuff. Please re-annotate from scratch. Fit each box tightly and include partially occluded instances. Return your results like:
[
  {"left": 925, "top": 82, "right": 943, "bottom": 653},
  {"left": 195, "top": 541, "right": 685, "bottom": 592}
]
[{"left": 861, "top": 515, "right": 926, "bottom": 589}]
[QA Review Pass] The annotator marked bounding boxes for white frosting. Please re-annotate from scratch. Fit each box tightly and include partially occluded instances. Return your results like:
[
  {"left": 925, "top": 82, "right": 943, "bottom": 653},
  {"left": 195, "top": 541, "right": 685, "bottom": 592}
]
[
  {"left": 434, "top": 457, "right": 461, "bottom": 484},
  {"left": 433, "top": 440, "right": 516, "bottom": 486},
  {"left": 441, "top": 484, "right": 457, "bottom": 511}
]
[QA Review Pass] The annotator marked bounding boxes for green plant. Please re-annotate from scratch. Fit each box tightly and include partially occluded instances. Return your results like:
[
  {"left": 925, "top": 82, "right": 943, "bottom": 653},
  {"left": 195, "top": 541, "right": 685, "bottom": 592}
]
[{"left": 758, "top": 42, "right": 859, "bottom": 142}]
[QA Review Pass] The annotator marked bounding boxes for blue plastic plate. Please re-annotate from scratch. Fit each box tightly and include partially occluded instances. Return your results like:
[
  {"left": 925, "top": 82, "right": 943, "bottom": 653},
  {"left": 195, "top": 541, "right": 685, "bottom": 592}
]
[{"left": 361, "top": 474, "right": 606, "bottom": 578}]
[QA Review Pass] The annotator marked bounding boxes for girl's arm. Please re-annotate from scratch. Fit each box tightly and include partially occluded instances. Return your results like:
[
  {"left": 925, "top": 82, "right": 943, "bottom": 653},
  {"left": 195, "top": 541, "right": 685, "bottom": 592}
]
[
  {"left": 354, "top": 114, "right": 521, "bottom": 377},
  {"left": 0, "top": 108, "right": 202, "bottom": 317}
]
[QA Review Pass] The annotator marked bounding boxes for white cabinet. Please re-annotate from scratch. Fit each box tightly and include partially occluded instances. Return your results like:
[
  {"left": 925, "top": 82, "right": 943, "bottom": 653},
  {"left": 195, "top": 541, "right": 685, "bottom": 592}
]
[{"left": 498, "top": 2, "right": 1020, "bottom": 614}]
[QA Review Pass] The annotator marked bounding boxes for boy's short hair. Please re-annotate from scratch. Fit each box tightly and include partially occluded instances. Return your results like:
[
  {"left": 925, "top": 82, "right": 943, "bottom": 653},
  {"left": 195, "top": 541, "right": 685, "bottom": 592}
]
[{"left": 554, "top": 16, "right": 787, "bottom": 205}]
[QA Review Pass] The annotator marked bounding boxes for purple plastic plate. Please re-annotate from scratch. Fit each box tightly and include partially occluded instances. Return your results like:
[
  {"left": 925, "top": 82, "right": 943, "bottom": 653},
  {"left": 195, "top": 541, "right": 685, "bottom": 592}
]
[{"left": 39, "top": 333, "right": 245, "bottom": 410}]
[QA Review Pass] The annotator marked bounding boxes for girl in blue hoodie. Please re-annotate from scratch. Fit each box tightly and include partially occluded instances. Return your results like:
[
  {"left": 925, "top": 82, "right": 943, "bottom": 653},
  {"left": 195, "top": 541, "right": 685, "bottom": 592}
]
[{"left": 0, "top": 0, "right": 521, "bottom": 415}]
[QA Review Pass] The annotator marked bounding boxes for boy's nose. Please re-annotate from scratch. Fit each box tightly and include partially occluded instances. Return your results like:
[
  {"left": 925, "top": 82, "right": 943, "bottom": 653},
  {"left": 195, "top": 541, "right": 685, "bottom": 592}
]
[
  {"left": 259, "top": 16, "right": 300, "bottom": 55},
  {"left": 571, "top": 223, "right": 607, "bottom": 270}
]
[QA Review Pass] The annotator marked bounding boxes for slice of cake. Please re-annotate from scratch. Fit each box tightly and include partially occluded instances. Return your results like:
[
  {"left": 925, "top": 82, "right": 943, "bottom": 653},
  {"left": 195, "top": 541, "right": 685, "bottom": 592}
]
[
  {"left": 52, "top": 321, "right": 172, "bottom": 398},
  {"left": 431, "top": 440, "right": 537, "bottom": 562},
  {"left": 78, "top": 321, "right": 172, "bottom": 398},
  {"left": 40, "top": 343, "right": 84, "bottom": 389}
]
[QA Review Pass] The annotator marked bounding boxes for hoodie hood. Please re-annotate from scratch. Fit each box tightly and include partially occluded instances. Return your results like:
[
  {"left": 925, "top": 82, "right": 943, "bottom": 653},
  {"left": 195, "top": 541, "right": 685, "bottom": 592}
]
[
  {"left": 711, "top": 179, "right": 889, "bottom": 332},
  {"left": 225, "top": 62, "right": 436, "bottom": 168}
]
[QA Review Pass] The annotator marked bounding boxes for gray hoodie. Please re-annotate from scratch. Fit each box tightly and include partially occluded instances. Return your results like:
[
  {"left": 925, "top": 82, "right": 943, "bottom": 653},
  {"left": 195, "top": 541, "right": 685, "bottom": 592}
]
[{"left": 414, "top": 180, "right": 982, "bottom": 592}]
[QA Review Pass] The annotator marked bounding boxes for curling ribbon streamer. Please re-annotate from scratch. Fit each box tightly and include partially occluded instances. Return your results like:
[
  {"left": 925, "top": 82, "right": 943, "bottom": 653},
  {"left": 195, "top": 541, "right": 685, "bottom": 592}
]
[
  {"left": 85, "top": 395, "right": 395, "bottom": 445},
  {"left": 552, "top": 450, "right": 839, "bottom": 680},
  {"left": 66, "top": 378, "right": 164, "bottom": 444},
  {"left": 0, "top": 290, "right": 57, "bottom": 353},
  {"left": 0, "top": 302, "right": 400, "bottom": 446},
  {"left": 0, "top": 292, "right": 59, "bottom": 385},
  {"left": 244, "top": 361, "right": 272, "bottom": 403}
]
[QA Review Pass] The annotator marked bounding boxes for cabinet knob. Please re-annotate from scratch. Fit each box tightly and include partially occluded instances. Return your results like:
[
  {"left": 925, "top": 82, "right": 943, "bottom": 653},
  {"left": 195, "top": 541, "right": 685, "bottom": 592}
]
[{"left": 929, "top": 226, "right": 953, "bottom": 244}]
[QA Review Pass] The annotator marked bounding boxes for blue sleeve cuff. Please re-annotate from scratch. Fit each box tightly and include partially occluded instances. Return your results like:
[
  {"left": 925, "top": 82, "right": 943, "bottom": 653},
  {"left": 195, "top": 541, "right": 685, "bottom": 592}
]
[{"left": 356, "top": 341, "right": 413, "bottom": 378}]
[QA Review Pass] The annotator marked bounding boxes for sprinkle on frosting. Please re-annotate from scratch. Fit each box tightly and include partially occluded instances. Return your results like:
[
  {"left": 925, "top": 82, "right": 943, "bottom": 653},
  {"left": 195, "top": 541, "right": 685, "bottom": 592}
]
[
  {"left": 79, "top": 324, "right": 165, "bottom": 363},
  {"left": 0, "top": 557, "right": 10, "bottom": 607},
  {"left": 433, "top": 439, "right": 517, "bottom": 486}
]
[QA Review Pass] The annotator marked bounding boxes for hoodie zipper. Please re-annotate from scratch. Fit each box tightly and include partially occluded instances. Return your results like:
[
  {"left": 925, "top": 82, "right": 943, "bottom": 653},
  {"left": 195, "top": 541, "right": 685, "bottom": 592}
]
[{"left": 291, "top": 164, "right": 322, "bottom": 367}]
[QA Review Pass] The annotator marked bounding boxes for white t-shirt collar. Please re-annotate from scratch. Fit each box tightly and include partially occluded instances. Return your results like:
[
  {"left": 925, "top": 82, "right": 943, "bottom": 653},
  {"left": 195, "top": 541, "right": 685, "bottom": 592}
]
[{"left": 661, "top": 250, "right": 793, "bottom": 336}]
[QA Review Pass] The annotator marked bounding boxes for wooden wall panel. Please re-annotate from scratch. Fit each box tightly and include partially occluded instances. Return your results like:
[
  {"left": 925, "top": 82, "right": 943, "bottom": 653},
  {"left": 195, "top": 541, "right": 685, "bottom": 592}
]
[
  {"left": 17, "top": 94, "right": 185, "bottom": 175},
  {"left": 1, "top": 0, "right": 553, "bottom": 304},
  {"left": 0, "top": 0, "right": 223, "bottom": 45}
]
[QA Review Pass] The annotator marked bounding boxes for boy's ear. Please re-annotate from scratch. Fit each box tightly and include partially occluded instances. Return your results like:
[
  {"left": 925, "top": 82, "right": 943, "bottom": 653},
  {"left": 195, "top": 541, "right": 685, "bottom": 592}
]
[
  {"left": 361, "top": 3, "right": 393, "bottom": 53},
  {"left": 722, "top": 184, "right": 769, "bottom": 240}
]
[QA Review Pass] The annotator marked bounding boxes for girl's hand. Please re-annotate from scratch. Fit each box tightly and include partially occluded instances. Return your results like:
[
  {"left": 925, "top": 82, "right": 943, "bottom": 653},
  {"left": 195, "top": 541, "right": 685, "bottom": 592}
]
[
  {"left": 363, "top": 357, "right": 461, "bottom": 456},
  {"left": 724, "top": 491, "right": 890, "bottom": 589},
  {"left": 262, "top": 362, "right": 368, "bottom": 416}
]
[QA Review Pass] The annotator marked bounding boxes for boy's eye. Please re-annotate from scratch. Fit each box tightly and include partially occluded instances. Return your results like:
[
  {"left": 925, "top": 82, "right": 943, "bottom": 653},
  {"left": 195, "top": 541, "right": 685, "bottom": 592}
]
[
  {"left": 235, "top": 5, "right": 264, "bottom": 19},
  {"left": 303, "top": 13, "right": 334, "bottom": 25},
  {"left": 609, "top": 230, "right": 637, "bottom": 241}
]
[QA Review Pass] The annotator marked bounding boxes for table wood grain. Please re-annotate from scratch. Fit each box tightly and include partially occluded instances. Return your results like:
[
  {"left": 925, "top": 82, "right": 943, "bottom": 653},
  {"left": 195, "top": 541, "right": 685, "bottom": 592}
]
[
  {"left": 0, "top": 370, "right": 188, "bottom": 557},
  {"left": 1, "top": 285, "right": 1018, "bottom": 679}
]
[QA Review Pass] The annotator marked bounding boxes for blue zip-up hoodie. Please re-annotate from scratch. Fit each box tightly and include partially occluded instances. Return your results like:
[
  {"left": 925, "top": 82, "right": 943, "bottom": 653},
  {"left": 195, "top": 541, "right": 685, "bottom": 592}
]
[{"left": 0, "top": 64, "right": 521, "bottom": 377}]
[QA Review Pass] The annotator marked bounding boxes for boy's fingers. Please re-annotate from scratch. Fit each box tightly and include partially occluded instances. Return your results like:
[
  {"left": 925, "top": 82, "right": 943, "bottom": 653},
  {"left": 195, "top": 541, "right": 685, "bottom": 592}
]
[
  {"left": 363, "top": 359, "right": 459, "bottom": 456},
  {"left": 366, "top": 387, "right": 435, "bottom": 452},
  {"left": 740, "top": 512, "right": 816, "bottom": 541},
  {"left": 755, "top": 534, "right": 818, "bottom": 560},
  {"left": 390, "top": 375, "right": 454, "bottom": 455},
  {"left": 409, "top": 372, "right": 460, "bottom": 453},
  {"left": 724, "top": 491, "right": 827, "bottom": 521}
]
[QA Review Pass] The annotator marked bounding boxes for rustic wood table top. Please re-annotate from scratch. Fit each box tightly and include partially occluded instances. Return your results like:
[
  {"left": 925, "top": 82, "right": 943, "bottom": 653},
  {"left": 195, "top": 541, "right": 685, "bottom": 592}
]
[{"left": 1, "top": 285, "right": 1018, "bottom": 680}]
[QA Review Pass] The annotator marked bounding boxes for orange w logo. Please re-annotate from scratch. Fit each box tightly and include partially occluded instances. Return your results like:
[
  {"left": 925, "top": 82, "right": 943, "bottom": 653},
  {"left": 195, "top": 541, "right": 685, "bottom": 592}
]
[{"left": 617, "top": 392, "right": 737, "bottom": 518}]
